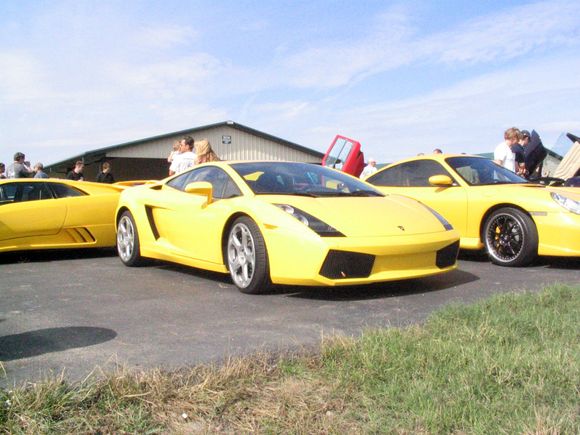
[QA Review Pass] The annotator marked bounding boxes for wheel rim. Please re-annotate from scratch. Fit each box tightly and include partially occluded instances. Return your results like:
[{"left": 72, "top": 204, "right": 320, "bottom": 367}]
[
  {"left": 485, "top": 213, "right": 525, "bottom": 263},
  {"left": 227, "top": 223, "right": 256, "bottom": 288},
  {"left": 117, "top": 215, "right": 135, "bottom": 262}
]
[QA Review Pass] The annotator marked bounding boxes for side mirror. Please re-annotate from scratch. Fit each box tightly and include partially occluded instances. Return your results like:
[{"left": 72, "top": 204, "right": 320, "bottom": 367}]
[
  {"left": 185, "top": 181, "right": 213, "bottom": 204},
  {"left": 428, "top": 175, "right": 454, "bottom": 187}
]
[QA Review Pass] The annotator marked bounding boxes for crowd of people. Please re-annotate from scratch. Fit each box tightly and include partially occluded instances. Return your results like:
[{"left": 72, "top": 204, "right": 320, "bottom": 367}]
[
  {"left": 494, "top": 127, "right": 547, "bottom": 179},
  {"left": 0, "top": 136, "right": 220, "bottom": 183},
  {"left": 167, "top": 136, "right": 220, "bottom": 176}
]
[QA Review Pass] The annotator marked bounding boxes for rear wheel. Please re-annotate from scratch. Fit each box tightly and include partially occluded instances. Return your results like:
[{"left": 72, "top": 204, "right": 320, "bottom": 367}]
[
  {"left": 227, "top": 217, "right": 271, "bottom": 294},
  {"left": 483, "top": 207, "right": 538, "bottom": 267},
  {"left": 117, "top": 211, "right": 145, "bottom": 267}
]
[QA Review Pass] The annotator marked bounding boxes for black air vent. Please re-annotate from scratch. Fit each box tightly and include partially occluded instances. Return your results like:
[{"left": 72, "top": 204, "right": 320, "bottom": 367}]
[{"left": 319, "top": 250, "right": 375, "bottom": 279}]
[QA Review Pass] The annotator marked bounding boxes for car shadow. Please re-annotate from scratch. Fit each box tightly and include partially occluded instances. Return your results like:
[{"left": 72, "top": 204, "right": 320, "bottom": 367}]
[
  {"left": 0, "top": 248, "right": 117, "bottom": 264},
  {"left": 0, "top": 326, "right": 117, "bottom": 361},
  {"left": 271, "top": 269, "right": 480, "bottom": 301},
  {"left": 534, "top": 256, "right": 580, "bottom": 270}
]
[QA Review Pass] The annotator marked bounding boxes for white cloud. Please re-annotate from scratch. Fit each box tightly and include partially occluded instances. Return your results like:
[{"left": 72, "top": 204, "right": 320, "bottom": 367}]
[
  {"left": 269, "top": 0, "right": 580, "bottom": 91},
  {"left": 134, "top": 25, "right": 198, "bottom": 49}
]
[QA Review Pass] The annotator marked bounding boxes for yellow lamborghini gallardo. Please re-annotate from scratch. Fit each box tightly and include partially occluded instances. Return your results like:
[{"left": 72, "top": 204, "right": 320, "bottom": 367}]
[
  {"left": 115, "top": 161, "right": 460, "bottom": 293},
  {"left": 0, "top": 179, "right": 123, "bottom": 253},
  {"left": 365, "top": 154, "right": 580, "bottom": 267}
]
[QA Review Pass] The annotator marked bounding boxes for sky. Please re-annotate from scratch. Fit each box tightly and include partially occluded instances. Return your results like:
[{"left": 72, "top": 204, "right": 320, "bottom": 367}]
[{"left": 1, "top": 0, "right": 580, "bottom": 167}]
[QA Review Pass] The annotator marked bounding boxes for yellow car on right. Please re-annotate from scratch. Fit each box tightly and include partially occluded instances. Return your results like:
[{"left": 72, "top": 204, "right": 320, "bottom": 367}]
[{"left": 365, "top": 154, "right": 580, "bottom": 267}]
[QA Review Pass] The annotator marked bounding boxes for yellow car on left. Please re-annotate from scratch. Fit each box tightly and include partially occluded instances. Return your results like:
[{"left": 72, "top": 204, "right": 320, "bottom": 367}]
[{"left": 0, "top": 179, "right": 123, "bottom": 253}]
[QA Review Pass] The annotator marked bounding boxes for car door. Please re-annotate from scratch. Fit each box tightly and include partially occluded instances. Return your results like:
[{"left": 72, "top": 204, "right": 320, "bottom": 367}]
[
  {"left": 0, "top": 181, "right": 67, "bottom": 242},
  {"left": 367, "top": 159, "right": 468, "bottom": 234},
  {"left": 149, "top": 166, "right": 242, "bottom": 264}
]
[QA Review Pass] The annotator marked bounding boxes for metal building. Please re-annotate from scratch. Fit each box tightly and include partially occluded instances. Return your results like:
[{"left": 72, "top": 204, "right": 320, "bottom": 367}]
[{"left": 46, "top": 121, "right": 324, "bottom": 181}]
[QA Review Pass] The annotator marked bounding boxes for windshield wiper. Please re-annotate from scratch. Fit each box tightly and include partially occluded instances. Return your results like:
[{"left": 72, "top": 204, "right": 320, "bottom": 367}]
[
  {"left": 256, "top": 191, "right": 319, "bottom": 197},
  {"left": 349, "top": 190, "right": 383, "bottom": 197}
]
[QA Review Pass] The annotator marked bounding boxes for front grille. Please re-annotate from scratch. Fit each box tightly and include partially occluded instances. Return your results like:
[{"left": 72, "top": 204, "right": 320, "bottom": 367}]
[
  {"left": 436, "top": 241, "right": 460, "bottom": 268},
  {"left": 319, "top": 250, "right": 375, "bottom": 279}
]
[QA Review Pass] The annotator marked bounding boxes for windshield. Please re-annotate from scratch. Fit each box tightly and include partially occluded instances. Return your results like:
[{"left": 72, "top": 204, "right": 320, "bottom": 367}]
[
  {"left": 231, "top": 162, "right": 384, "bottom": 197},
  {"left": 446, "top": 156, "right": 529, "bottom": 186}
]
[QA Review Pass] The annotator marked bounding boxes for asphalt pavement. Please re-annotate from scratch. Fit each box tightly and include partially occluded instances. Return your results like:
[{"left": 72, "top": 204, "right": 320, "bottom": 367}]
[{"left": 1, "top": 249, "right": 578, "bottom": 386}]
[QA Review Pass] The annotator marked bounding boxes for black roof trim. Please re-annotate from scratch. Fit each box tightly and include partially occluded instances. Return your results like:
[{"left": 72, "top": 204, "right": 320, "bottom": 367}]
[{"left": 47, "top": 121, "right": 323, "bottom": 168}]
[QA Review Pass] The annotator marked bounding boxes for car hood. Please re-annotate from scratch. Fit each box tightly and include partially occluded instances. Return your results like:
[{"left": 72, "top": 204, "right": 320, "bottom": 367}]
[{"left": 259, "top": 194, "right": 448, "bottom": 237}]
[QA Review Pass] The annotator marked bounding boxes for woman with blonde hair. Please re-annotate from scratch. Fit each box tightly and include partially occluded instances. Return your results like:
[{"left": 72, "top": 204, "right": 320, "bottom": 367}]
[{"left": 195, "top": 139, "right": 220, "bottom": 164}]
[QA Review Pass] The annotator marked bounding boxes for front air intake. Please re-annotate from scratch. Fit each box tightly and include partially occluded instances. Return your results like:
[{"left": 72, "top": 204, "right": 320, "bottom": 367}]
[
  {"left": 319, "top": 250, "right": 375, "bottom": 279},
  {"left": 436, "top": 241, "right": 460, "bottom": 268}
]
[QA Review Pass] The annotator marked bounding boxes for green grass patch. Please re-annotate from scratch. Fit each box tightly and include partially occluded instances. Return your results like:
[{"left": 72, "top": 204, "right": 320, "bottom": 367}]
[{"left": 2, "top": 284, "right": 578, "bottom": 433}]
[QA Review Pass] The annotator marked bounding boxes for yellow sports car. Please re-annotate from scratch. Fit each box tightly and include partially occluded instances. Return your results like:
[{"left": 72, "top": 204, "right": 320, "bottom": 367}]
[
  {"left": 115, "top": 161, "right": 460, "bottom": 293},
  {"left": 365, "top": 154, "right": 580, "bottom": 267},
  {"left": 0, "top": 179, "right": 124, "bottom": 253}
]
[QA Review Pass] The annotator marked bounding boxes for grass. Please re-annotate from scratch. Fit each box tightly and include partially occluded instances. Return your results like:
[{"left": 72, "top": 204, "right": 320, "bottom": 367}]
[{"left": 1, "top": 284, "right": 578, "bottom": 434}]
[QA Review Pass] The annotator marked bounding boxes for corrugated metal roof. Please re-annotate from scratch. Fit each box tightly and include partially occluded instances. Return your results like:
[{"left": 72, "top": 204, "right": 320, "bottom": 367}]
[{"left": 47, "top": 121, "right": 323, "bottom": 168}]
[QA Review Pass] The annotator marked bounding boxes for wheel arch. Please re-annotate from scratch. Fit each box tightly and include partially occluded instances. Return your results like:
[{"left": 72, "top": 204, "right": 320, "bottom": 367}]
[
  {"left": 221, "top": 212, "right": 252, "bottom": 267},
  {"left": 115, "top": 206, "right": 130, "bottom": 228}
]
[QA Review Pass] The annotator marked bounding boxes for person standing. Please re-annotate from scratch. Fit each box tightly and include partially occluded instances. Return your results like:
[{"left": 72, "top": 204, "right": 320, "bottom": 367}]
[
  {"left": 33, "top": 162, "right": 49, "bottom": 178},
  {"left": 194, "top": 139, "right": 220, "bottom": 164},
  {"left": 359, "top": 158, "right": 378, "bottom": 179},
  {"left": 96, "top": 162, "right": 115, "bottom": 183},
  {"left": 0, "top": 162, "right": 6, "bottom": 179},
  {"left": 494, "top": 127, "right": 519, "bottom": 172},
  {"left": 7, "top": 152, "right": 34, "bottom": 178},
  {"left": 67, "top": 161, "right": 85, "bottom": 181},
  {"left": 169, "top": 136, "right": 196, "bottom": 175}
]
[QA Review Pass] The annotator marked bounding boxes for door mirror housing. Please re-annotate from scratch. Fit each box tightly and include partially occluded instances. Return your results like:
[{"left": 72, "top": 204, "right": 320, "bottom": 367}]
[
  {"left": 428, "top": 175, "right": 454, "bottom": 187},
  {"left": 185, "top": 181, "right": 213, "bottom": 203}
]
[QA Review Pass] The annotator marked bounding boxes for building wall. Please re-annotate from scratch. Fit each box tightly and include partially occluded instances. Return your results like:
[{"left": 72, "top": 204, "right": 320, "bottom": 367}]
[{"left": 106, "top": 125, "right": 322, "bottom": 163}]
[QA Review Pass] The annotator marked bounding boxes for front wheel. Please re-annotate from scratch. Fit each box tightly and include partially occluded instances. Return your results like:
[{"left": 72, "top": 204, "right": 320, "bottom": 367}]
[
  {"left": 226, "top": 217, "right": 271, "bottom": 294},
  {"left": 117, "top": 211, "right": 145, "bottom": 267},
  {"left": 483, "top": 207, "right": 538, "bottom": 267}
]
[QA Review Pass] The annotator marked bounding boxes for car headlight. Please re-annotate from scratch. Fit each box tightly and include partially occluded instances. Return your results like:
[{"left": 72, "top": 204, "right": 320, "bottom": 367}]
[
  {"left": 551, "top": 192, "right": 580, "bottom": 214},
  {"left": 275, "top": 204, "right": 345, "bottom": 237},
  {"left": 422, "top": 204, "right": 454, "bottom": 231}
]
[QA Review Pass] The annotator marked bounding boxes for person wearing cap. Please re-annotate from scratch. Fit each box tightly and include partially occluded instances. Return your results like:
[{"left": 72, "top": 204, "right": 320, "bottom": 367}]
[
  {"left": 6, "top": 152, "right": 34, "bottom": 178},
  {"left": 512, "top": 130, "right": 530, "bottom": 176},
  {"left": 360, "top": 157, "right": 378, "bottom": 179}
]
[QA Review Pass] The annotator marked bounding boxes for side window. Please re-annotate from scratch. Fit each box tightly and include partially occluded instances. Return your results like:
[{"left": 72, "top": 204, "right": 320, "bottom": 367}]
[
  {"left": 19, "top": 183, "right": 53, "bottom": 202},
  {"left": 49, "top": 183, "right": 86, "bottom": 198},
  {"left": 167, "top": 167, "right": 241, "bottom": 200},
  {"left": 368, "top": 161, "right": 452, "bottom": 187},
  {"left": 0, "top": 183, "right": 18, "bottom": 205}
]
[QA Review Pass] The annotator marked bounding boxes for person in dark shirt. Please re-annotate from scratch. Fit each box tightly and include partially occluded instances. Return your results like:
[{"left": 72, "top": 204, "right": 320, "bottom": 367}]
[
  {"left": 0, "top": 162, "right": 6, "bottom": 179},
  {"left": 67, "top": 160, "right": 85, "bottom": 181},
  {"left": 96, "top": 162, "right": 115, "bottom": 183}
]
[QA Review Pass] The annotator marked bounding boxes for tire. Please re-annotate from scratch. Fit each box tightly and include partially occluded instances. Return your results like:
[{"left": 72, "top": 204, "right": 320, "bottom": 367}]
[
  {"left": 226, "top": 216, "right": 271, "bottom": 294},
  {"left": 483, "top": 207, "right": 538, "bottom": 267},
  {"left": 116, "top": 211, "right": 145, "bottom": 267}
]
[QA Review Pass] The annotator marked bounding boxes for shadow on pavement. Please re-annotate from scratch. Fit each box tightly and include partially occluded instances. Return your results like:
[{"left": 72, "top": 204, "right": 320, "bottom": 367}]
[
  {"left": 0, "top": 326, "right": 117, "bottom": 361},
  {"left": 157, "top": 261, "right": 480, "bottom": 301},
  {"left": 0, "top": 248, "right": 117, "bottom": 265},
  {"left": 274, "top": 269, "right": 479, "bottom": 301}
]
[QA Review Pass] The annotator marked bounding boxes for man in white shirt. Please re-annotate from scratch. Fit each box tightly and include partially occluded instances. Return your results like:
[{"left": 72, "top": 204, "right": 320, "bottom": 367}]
[
  {"left": 359, "top": 158, "right": 378, "bottom": 179},
  {"left": 169, "top": 136, "right": 197, "bottom": 175},
  {"left": 494, "top": 127, "right": 520, "bottom": 172}
]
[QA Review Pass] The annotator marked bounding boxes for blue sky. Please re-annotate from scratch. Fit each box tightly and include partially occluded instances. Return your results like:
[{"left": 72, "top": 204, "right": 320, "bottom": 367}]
[{"left": 1, "top": 0, "right": 580, "bottom": 167}]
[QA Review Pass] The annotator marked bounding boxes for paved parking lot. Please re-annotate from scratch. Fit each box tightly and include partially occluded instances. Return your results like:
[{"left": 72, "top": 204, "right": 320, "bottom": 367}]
[{"left": 1, "top": 249, "right": 578, "bottom": 386}]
